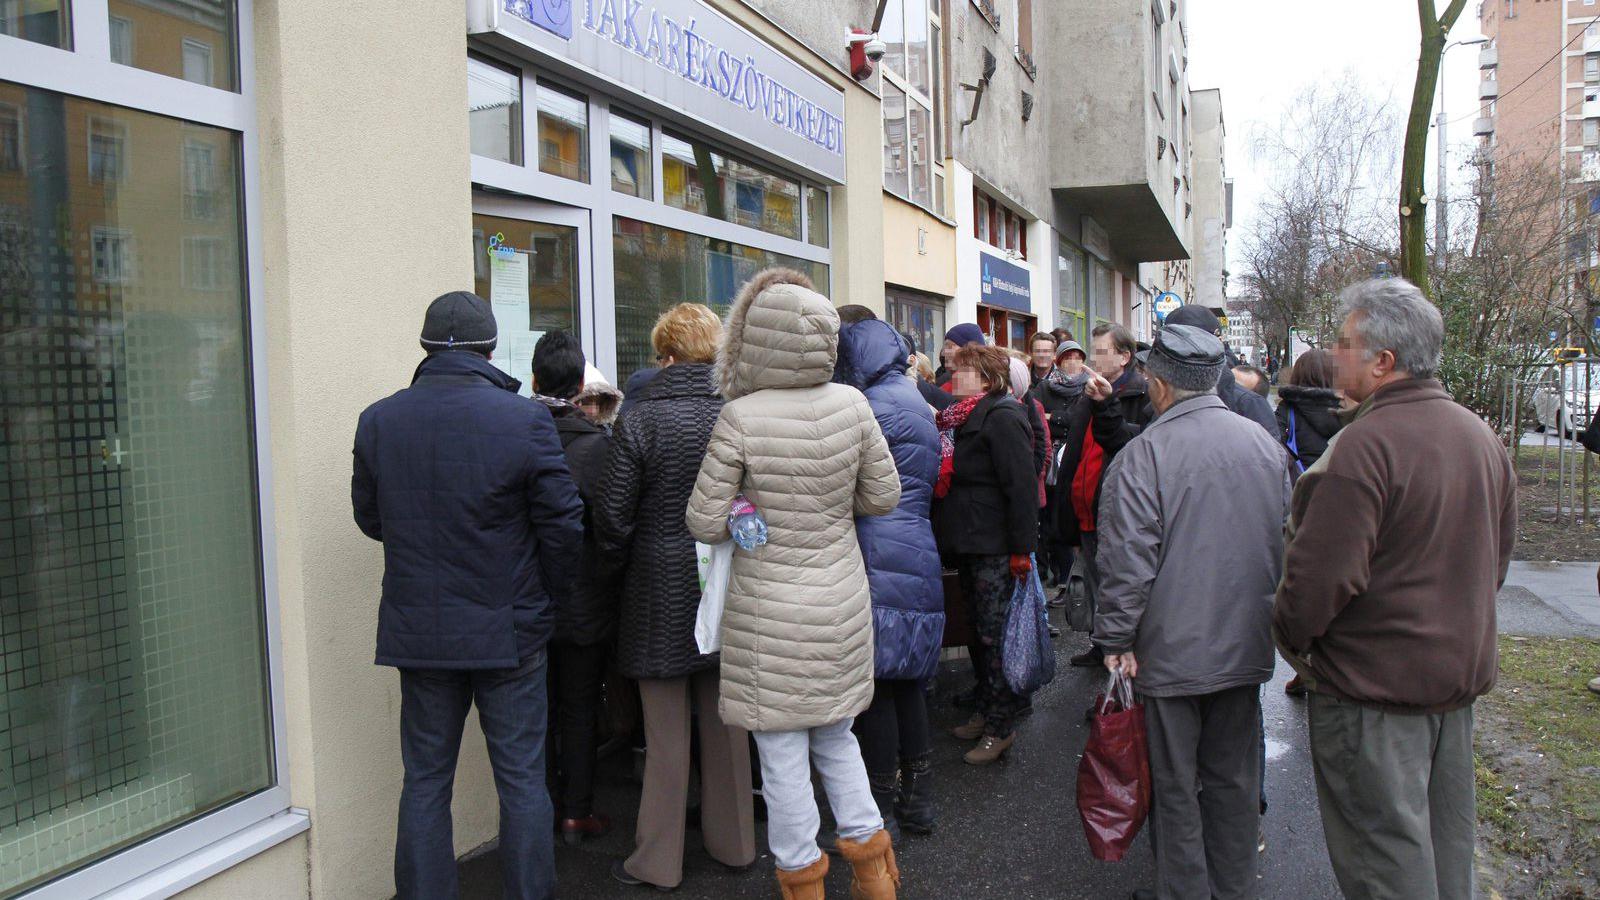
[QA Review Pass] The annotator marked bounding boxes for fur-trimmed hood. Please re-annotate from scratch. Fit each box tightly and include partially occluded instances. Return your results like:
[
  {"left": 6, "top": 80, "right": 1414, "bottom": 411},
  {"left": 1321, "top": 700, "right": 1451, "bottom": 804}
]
[
  {"left": 716, "top": 268, "right": 839, "bottom": 401},
  {"left": 574, "top": 380, "right": 623, "bottom": 426}
]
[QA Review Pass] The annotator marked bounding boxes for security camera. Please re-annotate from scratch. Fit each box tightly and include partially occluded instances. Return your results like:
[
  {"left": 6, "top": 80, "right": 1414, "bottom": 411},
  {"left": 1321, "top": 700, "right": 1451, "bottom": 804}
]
[{"left": 864, "top": 36, "right": 888, "bottom": 61}]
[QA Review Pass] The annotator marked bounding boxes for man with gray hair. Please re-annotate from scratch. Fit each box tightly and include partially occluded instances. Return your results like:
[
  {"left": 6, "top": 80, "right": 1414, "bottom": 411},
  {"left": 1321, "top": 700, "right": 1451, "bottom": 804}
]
[
  {"left": 1093, "top": 324, "right": 1291, "bottom": 900},
  {"left": 1275, "top": 278, "right": 1516, "bottom": 900}
]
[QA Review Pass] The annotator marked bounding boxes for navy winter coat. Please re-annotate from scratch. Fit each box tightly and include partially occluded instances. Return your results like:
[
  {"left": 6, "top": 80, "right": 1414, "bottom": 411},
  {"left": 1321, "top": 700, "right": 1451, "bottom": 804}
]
[
  {"left": 352, "top": 351, "right": 584, "bottom": 670},
  {"left": 836, "top": 320, "right": 945, "bottom": 681}
]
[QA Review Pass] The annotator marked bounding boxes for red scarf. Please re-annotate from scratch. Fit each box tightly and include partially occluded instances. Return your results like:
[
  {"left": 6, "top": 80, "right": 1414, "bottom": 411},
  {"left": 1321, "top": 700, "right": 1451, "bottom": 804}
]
[{"left": 934, "top": 395, "right": 983, "bottom": 498}]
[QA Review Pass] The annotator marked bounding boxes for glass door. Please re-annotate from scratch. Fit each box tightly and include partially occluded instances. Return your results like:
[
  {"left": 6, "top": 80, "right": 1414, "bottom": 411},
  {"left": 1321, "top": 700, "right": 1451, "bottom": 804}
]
[{"left": 471, "top": 195, "right": 593, "bottom": 395}]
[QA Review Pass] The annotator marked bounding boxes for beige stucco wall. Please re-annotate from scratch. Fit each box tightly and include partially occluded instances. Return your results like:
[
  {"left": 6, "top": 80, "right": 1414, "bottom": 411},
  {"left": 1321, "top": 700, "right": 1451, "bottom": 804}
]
[
  {"left": 178, "top": 833, "right": 310, "bottom": 900},
  {"left": 178, "top": 0, "right": 493, "bottom": 897}
]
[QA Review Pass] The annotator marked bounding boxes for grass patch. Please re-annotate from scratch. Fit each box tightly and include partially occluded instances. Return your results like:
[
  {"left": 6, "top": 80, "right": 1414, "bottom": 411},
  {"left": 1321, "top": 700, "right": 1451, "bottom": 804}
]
[
  {"left": 1475, "top": 635, "right": 1600, "bottom": 897},
  {"left": 1511, "top": 447, "right": 1600, "bottom": 561}
]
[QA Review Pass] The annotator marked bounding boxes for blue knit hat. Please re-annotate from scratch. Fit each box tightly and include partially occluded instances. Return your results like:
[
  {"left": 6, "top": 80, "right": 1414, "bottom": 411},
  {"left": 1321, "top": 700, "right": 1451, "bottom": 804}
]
[{"left": 944, "top": 323, "right": 985, "bottom": 347}]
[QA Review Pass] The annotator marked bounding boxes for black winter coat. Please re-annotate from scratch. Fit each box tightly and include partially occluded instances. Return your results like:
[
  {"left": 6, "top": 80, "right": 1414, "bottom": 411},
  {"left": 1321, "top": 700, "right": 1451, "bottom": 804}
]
[
  {"left": 593, "top": 363, "right": 724, "bottom": 680},
  {"left": 1218, "top": 365, "right": 1279, "bottom": 436},
  {"left": 936, "top": 393, "right": 1040, "bottom": 557},
  {"left": 1030, "top": 371, "right": 1088, "bottom": 445},
  {"left": 352, "top": 351, "right": 584, "bottom": 669},
  {"left": 918, "top": 376, "right": 957, "bottom": 411},
  {"left": 1275, "top": 385, "right": 1343, "bottom": 471},
  {"left": 545, "top": 401, "right": 619, "bottom": 646},
  {"left": 1051, "top": 370, "right": 1154, "bottom": 542}
]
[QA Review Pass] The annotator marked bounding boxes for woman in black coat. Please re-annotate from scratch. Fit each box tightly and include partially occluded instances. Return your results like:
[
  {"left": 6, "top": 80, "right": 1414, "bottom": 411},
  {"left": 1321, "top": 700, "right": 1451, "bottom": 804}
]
[
  {"left": 1276, "top": 349, "right": 1344, "bottom": 474},
  {"left": 593, "top": 304, "right": 756, "bottom": 890},
  {"left": 933, "top": 344, "right": 1039, "bottom": 767}
]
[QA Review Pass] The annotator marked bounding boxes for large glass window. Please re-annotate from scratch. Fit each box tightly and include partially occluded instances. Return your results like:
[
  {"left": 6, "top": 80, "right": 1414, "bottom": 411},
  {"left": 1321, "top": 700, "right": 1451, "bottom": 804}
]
[
  {"left": 880, "top": 0, "right": 944, "bottom": 214},
  {"left": 1057, "top": 239, "right": 1087, "bottom": 340},
  {"left": 0, "top": 82, "right": 271, "bottom": 896},
  {"left": 467, "top": 55, "right": 522, "bottom": 165},
  {"left": 609, "top": 110, "right": 652, "bottom": 198},
  {"left": 612, "top": 217, "right": 826, "bottom": 381},
  {"left": 106, "top": 0, "right": 238, "bottom": 92},
  {"left": 537, "top": 80, "right": 589, "bottom": 182},
  {"left": 886, "top": 288, "right": 946, "bottom": 364},
  {"left": 0, "top": 0, "right": 69, "bottom": 48},
  {"left": 471, "top": 214, "right": 581, "bottom": 337},
  {"left": 1092, "top": 260, "right": 1115, "bottom": 323},
  {"left": 661, "top": 130, "right": 800, "bottom": 240}
]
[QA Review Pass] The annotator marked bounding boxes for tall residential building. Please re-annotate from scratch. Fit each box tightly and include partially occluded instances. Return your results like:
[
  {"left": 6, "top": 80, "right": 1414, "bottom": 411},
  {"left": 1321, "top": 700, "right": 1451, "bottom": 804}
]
[{"left": 1190, "top": 88, "right": 1232, "bottom": 312}]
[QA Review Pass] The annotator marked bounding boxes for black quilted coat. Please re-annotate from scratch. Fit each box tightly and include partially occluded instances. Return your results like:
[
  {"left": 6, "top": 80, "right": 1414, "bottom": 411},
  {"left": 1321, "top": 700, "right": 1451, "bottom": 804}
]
[{"left": 593, "top": 363, "right": 724, "bottom": 680}]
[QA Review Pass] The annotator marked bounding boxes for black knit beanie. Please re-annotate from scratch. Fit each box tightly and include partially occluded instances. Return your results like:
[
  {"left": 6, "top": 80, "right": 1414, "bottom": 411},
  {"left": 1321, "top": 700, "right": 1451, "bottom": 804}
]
[{"left": 420, "top": 291, "right": 497, "bottom": 354}]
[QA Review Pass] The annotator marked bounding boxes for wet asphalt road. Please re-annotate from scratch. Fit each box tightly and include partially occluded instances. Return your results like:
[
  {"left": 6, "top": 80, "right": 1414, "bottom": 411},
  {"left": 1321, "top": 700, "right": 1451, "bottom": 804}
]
[{"left": 459, "top": 615, "right": 1341, "bottom": 900}]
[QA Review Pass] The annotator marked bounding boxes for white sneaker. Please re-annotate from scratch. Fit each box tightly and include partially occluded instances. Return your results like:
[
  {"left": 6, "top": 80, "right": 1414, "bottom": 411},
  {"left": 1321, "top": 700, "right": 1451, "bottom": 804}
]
[{"left": 1589, "top": 676, "right": 1600, "bottom": 696}]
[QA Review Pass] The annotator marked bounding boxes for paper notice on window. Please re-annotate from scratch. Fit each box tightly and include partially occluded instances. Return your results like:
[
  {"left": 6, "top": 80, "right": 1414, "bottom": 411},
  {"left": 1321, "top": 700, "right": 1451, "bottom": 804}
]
[
  {"left": 489, "top": 251, "right": 528, "bottom": 309},
  {"left": 506, "top": 330, "right": 543, "bottom": 396}
]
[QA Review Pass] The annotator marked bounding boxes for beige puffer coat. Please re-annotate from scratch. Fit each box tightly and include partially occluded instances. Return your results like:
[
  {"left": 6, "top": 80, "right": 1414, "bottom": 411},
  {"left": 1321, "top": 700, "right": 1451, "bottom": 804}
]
[{"left": 686, "top": 269, "right": 902, "bottom": 733}]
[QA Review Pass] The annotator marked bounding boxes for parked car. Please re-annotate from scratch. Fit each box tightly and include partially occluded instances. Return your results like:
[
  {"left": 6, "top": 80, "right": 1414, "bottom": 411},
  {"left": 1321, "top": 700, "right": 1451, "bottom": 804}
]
[{"left": 1532, "top": 359, "right": 1599, "bottom": 436}]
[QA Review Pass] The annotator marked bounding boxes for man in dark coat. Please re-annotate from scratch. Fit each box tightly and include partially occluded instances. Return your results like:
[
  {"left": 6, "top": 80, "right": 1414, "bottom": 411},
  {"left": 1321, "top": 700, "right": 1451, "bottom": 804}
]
[
  {"left": 529, "top": 330, "right": 617, "bottom": 846},
  {"left": 1164, "top": 305, "right": 1277, "bottom": 436},
  {"left": 352, "top": 291, "right": 583, "bottom": 900},
  {"left": 1052, "top": 323, "right": 1155, "bottom": 667}
]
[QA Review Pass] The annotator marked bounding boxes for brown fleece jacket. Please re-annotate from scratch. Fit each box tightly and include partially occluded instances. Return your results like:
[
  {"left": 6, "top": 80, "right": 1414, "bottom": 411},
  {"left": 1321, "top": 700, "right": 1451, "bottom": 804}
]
[{"left": 1274, "top": 377, "right": 1517, "bottom": 714}]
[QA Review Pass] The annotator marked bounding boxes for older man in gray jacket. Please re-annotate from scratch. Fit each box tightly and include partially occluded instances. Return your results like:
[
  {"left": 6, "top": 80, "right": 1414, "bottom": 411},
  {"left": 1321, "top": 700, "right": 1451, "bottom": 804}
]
[{"left": 1093, "top": 324, "right": 1292, "bottom": 900}]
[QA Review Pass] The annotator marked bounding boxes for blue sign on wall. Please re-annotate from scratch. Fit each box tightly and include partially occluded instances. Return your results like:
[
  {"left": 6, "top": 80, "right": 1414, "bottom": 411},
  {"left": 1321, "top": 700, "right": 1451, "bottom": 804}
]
[
  {"left": 505, "top": 0, "right": 573, "bottom": 39},
  {"left": 979, "top": 252, "right": 1031, "bottom": 313}
]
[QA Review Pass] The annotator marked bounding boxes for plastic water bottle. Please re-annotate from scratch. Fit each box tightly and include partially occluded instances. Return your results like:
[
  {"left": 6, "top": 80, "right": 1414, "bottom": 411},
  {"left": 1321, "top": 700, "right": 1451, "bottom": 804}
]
[{"left": 728, "top": 494, "right": 768, "bottom": 551}]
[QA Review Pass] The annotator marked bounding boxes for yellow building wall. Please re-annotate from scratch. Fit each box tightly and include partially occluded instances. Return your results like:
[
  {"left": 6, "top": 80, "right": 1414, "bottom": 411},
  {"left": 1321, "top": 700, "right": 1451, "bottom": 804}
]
[{"left": 883, "top": 193, "right": 956, "bottom": 300}]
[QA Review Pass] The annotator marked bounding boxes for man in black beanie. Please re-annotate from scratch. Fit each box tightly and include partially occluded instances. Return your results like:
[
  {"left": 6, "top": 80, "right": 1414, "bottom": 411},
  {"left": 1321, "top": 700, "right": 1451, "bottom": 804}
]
[
  {"left": 353, "top": 290, "right": 583, "bottom": 900},
  {"left": 1163, "top": 304, "right": 1277, "bottom": 435}
]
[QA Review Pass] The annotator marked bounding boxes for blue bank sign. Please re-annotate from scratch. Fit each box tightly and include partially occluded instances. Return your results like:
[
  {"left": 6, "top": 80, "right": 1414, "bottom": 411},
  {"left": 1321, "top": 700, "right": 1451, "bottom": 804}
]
[
  {"left": 472, "top": 0, "right": 847, "bottom": 183},
  {"left": 979, "top": 252, "right": 1031, "bottom": 313}
]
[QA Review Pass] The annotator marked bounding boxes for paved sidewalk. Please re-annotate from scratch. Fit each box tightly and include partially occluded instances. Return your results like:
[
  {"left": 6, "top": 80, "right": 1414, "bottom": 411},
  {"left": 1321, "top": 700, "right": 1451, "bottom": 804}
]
[
  {"left": 457, "top": 624, "right": 1340, "bottom": 899},
  {"left": 1498, "top": 561, "right": 1600, "bottom": 638}
]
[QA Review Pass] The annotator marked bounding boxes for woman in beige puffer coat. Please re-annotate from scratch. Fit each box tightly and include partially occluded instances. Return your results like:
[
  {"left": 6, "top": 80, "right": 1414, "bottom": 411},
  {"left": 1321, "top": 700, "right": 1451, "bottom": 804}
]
[{"left": 687, "top": 268, "right": 903, "bottom": 900}]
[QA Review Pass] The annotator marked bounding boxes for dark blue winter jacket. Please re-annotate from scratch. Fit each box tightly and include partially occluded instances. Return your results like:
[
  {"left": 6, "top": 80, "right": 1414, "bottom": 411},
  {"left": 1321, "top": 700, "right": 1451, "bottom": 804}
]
[
  {"left": 836, "top": 320, "right": 945, "bottom": 681},
  {"left": 352, "top": 350, "right": 584, "bottom": 670}
]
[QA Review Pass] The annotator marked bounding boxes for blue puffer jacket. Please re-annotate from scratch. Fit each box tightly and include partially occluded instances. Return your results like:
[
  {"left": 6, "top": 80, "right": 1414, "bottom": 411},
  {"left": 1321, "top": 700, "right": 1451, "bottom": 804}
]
[
  {"left": 836, "top": 320, "right": 945, "bottom": 680},
  {"left": 352, "top": 350, "right": 584, "bottom": 670}
]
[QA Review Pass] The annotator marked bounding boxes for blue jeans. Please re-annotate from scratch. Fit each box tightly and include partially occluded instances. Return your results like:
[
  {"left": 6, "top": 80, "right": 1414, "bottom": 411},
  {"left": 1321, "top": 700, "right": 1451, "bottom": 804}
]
[{"left": 396, "top": 651, "right": 553, "bottom": 900}]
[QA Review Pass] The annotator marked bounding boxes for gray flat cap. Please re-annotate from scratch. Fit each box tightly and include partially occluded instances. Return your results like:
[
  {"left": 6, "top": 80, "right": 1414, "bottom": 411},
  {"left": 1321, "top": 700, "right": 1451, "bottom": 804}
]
[{"left": 1151, "top": 324, "right": 1225, "bottom": 368}]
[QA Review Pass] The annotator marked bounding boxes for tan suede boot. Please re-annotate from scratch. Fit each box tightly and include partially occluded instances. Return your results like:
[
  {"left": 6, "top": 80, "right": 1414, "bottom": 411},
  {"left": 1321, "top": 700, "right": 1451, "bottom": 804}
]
[
  {"left": 776, "top": 853, "right": 829, "bottom": 900},
  {"left": 835, "top": 829, "right": 900, "bottom": 900}
]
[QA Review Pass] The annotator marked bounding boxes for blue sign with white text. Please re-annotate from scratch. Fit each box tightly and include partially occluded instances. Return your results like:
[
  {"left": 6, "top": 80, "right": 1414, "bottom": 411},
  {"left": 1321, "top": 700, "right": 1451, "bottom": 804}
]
[
  {"left": 506, "top": 0, "right": 573, "bottom": 39},
  {"left": 980, "top": 252, "right": 1031, "bottom": 313}
]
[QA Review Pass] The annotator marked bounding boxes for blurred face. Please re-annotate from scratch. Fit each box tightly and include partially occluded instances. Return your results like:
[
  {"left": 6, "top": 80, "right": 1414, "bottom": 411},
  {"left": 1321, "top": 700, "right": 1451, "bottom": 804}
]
[
  {"left": 1059, "top": 350, "right": 1086, "bottom": 376},
  {"left": 578, "top": 399, "right": 603, "bottom": 421},
  {"left": 1032, "top": 340, "right": 1056, "bottom": 371},
  {"left": 1090, "top": 332, "right": 1130, "bottom": 380},
  {"left": 1334, "top": 313, "right": 1384, "bottom": 403},
  {"left": 952, "top": 364, "right": 987, "bottom": 397},
  {"left": 941, "top": 339, "right": 959, "bottom": 369},
  {"left": 1233, "top": 366, "right": 1261, "bottom": 394}
]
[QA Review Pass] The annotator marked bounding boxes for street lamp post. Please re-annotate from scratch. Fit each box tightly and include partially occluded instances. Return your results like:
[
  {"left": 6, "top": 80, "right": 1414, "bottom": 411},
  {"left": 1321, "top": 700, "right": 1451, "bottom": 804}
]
[{"left": 1437, "top": 37, "right": 1489, "bottom": 259}]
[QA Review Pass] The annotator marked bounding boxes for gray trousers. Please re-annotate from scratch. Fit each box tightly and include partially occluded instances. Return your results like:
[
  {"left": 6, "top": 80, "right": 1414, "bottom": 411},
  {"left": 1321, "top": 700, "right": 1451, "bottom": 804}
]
[
  {"left": 1308, "top": 694, "right": 1475, "bottom": 900},
  {"left": 1144, "top": 685, "right": 1262, "bottom": 900}
]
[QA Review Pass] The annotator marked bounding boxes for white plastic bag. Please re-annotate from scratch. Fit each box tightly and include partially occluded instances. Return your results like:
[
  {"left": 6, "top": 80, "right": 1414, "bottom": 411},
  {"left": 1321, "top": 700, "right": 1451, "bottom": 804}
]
[{"left": 694, "top": 540, "right": 735, "bottom": 653}]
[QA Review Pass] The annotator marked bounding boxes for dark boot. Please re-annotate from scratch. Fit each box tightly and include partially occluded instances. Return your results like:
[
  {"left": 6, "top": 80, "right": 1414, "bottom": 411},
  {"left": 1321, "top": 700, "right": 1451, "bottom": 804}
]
[
  {"left": 867, "top": 771, "right": 902, "bottom": 846},
  {"left": 894, "top": 753, "right": 935, "bottom": 836}
]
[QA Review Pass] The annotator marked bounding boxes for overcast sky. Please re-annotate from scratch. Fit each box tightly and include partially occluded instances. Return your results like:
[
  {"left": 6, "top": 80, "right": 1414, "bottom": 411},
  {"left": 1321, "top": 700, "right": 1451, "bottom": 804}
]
[{"left": 1188, "top": 0, "right": 1489, "bottom": 281}]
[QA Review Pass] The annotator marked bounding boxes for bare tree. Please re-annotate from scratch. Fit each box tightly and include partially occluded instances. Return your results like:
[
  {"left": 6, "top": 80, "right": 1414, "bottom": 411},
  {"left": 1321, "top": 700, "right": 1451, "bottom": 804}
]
[{"left": 1399, "top": 0, "right": 1471, "bottom": 296}]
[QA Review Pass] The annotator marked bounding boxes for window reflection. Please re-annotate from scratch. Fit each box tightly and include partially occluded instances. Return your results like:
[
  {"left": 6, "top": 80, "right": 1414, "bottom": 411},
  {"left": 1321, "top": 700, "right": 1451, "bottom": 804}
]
[
  {"left": 661, "top": 131, "right": 799, "bottom": 240},
  {"left": 806, "top": 185, "right": 829, "bottom": 249},
  {"left": 537, "top": 81, "right": 588, "bottom": 182},
  {"left": 106, "top": 0, "right": 238, "bottom": 91},
  {"left": 609, "top": 110, "right": 651, "bottom": 198},
  {"left": 612, "top": 217, "right": 826, "bottom": 382},
  {"left": 0, "top": 0, "right": 70, "bottom": 48},
  {"left": 468, "top": 56, "right": 523, "bottom": 165}
]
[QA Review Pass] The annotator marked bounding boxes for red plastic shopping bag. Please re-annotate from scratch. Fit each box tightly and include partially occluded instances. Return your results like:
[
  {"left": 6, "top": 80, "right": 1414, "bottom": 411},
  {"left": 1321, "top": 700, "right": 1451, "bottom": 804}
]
[{"left": 1076, "top": 668, "right": 1151, "bottom": 862}]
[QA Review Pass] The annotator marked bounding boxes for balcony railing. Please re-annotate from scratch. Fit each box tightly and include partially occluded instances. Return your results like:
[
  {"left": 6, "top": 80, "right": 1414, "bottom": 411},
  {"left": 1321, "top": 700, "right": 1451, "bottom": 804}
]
[
  {"left": 1473, "top": 116, "right": 1494, "bottom": 137},
  {"left": 1479, "top": 45, "right": 1497, "bottom": 69},
  {"left": 1479, "top": 78, "right": 1499, "bottom": 100}
]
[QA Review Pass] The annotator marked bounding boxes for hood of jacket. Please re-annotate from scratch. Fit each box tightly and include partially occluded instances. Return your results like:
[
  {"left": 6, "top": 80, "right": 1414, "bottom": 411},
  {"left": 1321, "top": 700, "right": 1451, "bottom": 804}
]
[
  {"left": 574, "top": 381, "right": 623, "bottom": 426},
  {"left": 1277, "top": 384, "right": 1341, "bottom": 411},
  {"left": 717, "top": 268, "right": 839, "bottom": 400},
  {"left": 411, "top": 349, "right": 521, "bottom": 393},
  {"left": 836, "top": 319, "right": 909, "bottom": 390},
  {"left": 541, "top": 398, "right": 607, "bottom": 438}
]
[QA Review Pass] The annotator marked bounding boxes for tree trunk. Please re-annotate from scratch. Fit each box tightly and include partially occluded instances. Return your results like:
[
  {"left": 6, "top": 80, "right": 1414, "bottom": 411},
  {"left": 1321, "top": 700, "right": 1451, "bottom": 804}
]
[{"left": 1400, "top": 0, "right": 1469, "bottom": 297}]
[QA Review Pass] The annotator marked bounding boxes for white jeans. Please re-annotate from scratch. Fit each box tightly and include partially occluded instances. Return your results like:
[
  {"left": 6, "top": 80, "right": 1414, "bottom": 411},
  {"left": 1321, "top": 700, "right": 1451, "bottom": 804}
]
[{"left": 753, "top": 718, "right": 883, "bottom": 871}]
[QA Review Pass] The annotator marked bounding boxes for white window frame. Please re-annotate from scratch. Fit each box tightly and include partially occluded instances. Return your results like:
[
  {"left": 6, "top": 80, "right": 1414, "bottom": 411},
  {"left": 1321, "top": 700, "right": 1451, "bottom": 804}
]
[
  {"left": 109, "top": 15, "right": 134, "bottom": 65},
  {"left": 182, "top": 37, "right": 214, "bottom": 87},
  {"left": 466, "top": 50, "right": 833, "bottom": 378},
  {"left": 0, "top": 3, "right": 306, "bottom": 899},
  {"left": 91, "top": 225, "right": 134, "bottom": 284},
  {"left": 182, "top": 235, "right": 225, "bottom": 290},
  {"left": 87, "top": 115, "right": 129, "bottom": 183},
  {"left": 0, "top": 100, "right": 21, "bottom": 173},
  {"left": 880, "top": 0, "right": 945, "bottom": 216}
]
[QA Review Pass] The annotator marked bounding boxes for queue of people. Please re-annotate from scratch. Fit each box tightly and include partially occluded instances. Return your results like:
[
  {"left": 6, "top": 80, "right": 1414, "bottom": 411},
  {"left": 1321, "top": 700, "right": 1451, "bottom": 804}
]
[{"left": 352, "top": 274, "right": 1517, "bottom": 900}]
